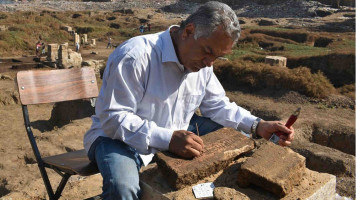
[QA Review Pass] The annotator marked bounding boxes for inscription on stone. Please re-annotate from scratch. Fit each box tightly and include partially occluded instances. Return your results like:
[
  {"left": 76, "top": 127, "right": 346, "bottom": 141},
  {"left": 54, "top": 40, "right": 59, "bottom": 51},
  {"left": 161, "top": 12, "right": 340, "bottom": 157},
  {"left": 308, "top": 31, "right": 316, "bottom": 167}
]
[{"left": 156, "top": 128, "right": 255, "bottom": 189}]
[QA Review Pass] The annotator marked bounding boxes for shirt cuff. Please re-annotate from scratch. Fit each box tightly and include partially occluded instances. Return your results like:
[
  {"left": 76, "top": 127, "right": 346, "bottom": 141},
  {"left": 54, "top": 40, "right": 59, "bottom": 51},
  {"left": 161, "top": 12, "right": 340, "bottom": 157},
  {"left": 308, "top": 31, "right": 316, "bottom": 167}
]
[
  {"left": 149, "top": 126, "right": 173, "bottom": 150},
  {"left": 237, "top": 115, "right": 258, "bottom": 134}
]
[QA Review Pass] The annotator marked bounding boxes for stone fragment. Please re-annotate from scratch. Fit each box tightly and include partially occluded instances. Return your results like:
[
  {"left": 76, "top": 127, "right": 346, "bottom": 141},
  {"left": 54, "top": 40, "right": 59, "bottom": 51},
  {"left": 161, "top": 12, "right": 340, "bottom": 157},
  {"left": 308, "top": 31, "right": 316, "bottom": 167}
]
[
  {"left": 0, "top": 74, "right": 13, "bottom": 80},
  {"left": 237, "top": 141, "right": 305, "bottom": 197},
  {"left": 61, "top": 25, "right": 72, "bottom": 32},
  {"left": 82, "top": 59, "right": 105, "bottom": 74},
  {"left": 214, "top": 187, "right": 250, "bottom": 200},
  {"left": 156, "top": 128, "right": 255, "bottom": 190},
  {"left": 265, "top": 56, "right": 287, "bottom": 67},
  {"left": 0, "top": 25, "right": 8, "bottom": 31},
  {"left": 282, "top": 169, "right": 336, "bottom": 200},
  {"left": 67, "top": 49, "right": 82, "bottom": 68},
  {"left": 91, "top": 39, "right": 96, "bottom": 46}
]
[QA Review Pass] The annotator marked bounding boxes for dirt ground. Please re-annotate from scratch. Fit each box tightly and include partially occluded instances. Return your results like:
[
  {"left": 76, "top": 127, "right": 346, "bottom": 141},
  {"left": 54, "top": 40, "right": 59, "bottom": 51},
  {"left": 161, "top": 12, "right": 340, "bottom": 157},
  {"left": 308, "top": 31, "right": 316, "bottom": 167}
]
[{"left": 0, "top": 5, "right": 355, "bottom": 200}]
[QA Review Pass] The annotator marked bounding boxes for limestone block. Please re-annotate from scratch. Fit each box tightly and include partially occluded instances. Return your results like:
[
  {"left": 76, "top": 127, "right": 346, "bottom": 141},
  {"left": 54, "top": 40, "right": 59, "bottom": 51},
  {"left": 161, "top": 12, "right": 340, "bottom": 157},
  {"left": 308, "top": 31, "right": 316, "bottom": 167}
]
[
  {"left": 0, "top": 25, "right": 8, "bottom": 31},
  {"left": 237, "top": 141, "right": 306, "bottom": 197},
  {"left": 156, "top": 128, "right": 255, "bottom": 190},
  {"left": 265, "top": 56, "right": 287, "bottom": 67},
  {"left": 47, "top": 43, "right": 58, "bottom": 62},
  {"left": 58, "top": 43, "right": 69, "bottom": 69},
  {"left": 91, "top": 39, "right": 96, "bottom": 46},
  {"left": 83, "top": 34, "right": 88, "bottom": 43},
  {"left": 61, "top": 25, "right": 72, "bottom": 32},
  {"left": 74, "top": 33, "right": 80, "bottom": 46}
]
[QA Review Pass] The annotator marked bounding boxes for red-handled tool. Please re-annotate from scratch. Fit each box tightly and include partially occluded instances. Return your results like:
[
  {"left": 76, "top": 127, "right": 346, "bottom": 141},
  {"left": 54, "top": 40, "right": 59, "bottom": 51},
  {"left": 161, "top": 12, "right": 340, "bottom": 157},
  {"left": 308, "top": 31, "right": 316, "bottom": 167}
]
[{"left": 269, "top": 107, "right": 301, "bottom": 144}]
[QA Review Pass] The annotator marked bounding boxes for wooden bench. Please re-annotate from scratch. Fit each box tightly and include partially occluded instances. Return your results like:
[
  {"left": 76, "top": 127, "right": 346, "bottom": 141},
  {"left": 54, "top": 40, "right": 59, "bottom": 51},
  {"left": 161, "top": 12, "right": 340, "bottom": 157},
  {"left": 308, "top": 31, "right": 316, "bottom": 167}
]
[{"left": 17, "top": 68, "right": 99, "bottom": 200}]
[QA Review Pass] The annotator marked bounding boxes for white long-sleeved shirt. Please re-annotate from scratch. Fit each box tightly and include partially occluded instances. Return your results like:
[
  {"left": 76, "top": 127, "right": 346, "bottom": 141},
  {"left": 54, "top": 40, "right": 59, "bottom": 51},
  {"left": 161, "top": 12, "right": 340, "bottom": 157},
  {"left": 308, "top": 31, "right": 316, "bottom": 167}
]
[{"left": 83, "top": 26, "right": 257, "bottom": 166}]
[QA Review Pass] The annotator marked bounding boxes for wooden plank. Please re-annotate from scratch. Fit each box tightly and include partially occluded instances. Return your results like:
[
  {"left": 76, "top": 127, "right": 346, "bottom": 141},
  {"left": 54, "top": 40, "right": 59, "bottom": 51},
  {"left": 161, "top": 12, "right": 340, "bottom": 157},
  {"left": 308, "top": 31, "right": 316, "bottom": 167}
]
[
  {"left": 43, "top": 149, "right": 98, "bottom": 176},
  {"left": 17, "top": 67, "right": 98, "bottom": 105}
]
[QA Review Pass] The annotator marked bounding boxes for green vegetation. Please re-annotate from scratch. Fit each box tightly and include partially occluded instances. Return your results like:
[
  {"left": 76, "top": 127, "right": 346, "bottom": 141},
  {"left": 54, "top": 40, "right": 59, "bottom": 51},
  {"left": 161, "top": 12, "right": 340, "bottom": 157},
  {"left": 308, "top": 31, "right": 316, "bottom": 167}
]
[{"left": 282, "top": 43, "right": 330, "bottom": 57}]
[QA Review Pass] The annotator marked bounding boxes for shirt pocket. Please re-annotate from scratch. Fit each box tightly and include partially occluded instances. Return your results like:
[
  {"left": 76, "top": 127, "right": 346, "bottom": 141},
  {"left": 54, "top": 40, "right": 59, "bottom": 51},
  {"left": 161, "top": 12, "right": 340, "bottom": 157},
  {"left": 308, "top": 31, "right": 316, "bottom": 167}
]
[{"left": 183, "top": 93, "right": 202, "bottom": 122}]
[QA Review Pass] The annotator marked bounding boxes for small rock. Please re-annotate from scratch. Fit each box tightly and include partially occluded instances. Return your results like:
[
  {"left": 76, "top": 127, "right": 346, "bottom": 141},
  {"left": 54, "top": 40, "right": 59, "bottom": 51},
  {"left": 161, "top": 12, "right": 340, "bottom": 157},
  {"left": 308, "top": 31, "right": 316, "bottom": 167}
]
[
  {"left": 214, "top": 187, "right": 250, "bottom": 200},
  {"left": 0, "top": 74, "right": 14, "bottom": 80}
]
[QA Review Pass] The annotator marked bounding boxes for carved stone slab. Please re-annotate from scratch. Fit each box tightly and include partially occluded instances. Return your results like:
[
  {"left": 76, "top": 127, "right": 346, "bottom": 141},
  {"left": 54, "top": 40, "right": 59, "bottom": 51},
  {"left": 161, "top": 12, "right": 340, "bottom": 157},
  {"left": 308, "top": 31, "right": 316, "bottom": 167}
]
[
  {"left": 156, "top": 128, "right": 255, "bottom": 189},
  {"left": 237, "top": 141, "right": 306, "bottom": 197}
]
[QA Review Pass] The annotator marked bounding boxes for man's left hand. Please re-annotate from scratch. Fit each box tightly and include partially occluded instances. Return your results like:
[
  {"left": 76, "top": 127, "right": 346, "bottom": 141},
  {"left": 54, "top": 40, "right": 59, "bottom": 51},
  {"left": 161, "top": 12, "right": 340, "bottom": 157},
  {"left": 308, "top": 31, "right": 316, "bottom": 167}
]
[{"left": 256, "top": 120, "right": 294, "bottom": 146}]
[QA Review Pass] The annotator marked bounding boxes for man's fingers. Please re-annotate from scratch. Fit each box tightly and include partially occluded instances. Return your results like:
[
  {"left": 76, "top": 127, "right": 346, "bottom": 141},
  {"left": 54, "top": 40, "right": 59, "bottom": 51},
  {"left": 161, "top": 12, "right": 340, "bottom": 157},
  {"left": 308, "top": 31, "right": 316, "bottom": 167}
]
[
  {"left": 276, "top": 122, "right": 292, "bottom": 134},
  {"left": 279, "top": 139, "right": 292, "bottom": 146},
  {"left": 192, "top": 135, "right": 204, "bottom": 149},
  {"left": 187, "top": 146, "right": 201, "bottom": 157},
  {"left": 189, "top": 140, "right": 204, "bottom": 152}
]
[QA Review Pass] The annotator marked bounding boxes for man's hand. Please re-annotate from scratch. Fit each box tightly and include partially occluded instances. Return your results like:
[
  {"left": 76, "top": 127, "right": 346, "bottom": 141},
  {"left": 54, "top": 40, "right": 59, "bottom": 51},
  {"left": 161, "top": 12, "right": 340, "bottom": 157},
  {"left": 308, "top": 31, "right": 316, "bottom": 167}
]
[
  {"left": 256, "top": 120, "right": 294, "bottom": 146},
  {"left": 169, "top": 130, "right": 204, "bottom": 158}
]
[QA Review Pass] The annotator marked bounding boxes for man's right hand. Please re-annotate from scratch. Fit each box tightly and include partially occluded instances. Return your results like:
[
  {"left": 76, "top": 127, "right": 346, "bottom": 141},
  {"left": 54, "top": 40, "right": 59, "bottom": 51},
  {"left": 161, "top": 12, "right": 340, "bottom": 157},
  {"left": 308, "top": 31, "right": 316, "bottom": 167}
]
[{"left": 169, "top": 130, "right": 204, "bottom": 158}]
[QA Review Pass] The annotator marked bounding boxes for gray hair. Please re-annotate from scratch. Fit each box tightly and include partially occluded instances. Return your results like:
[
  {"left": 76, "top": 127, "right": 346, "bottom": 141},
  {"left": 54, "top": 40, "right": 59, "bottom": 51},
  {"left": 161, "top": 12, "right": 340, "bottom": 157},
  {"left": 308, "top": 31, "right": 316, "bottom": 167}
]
[{"left": 180, "top": 1, "right": 241, "bottom": 44}]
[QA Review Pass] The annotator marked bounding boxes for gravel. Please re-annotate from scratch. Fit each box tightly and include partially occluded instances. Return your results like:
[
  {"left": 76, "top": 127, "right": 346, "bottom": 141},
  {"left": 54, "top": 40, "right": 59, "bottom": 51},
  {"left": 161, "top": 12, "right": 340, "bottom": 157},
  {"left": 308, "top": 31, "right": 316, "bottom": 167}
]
[{"left": 0, "top": 0, "right": 354, "bottom": 19}]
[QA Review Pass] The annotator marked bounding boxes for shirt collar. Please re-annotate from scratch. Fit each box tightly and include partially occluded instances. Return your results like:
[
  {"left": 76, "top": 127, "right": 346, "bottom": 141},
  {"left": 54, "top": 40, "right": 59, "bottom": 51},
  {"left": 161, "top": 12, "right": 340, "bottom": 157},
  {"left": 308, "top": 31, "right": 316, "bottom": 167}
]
[{"left": 161, "top": 25, "right": 184, "bottom": 71}]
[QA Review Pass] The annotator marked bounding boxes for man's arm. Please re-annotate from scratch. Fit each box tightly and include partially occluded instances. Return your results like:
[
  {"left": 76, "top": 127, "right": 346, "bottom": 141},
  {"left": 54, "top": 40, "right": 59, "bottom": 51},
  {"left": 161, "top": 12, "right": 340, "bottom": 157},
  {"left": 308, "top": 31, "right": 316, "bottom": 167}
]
[{"left": 199, "top": 69, "right": 294, "bottom": 145}]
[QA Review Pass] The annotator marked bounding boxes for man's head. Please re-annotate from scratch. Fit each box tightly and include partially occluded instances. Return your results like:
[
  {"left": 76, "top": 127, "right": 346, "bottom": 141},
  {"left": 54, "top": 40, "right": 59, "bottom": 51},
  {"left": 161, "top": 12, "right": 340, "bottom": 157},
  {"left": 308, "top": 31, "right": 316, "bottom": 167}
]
[{"left": 173, "top": 1, "right": 240, "bottom": 72}]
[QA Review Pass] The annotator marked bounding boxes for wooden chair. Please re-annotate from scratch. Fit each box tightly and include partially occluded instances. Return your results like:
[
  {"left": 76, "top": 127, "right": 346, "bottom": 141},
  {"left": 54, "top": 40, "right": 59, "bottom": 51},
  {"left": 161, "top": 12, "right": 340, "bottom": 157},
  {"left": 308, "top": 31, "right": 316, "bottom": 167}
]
[{"left": 16, "top": 68, "right": 99, "bottom": 200}]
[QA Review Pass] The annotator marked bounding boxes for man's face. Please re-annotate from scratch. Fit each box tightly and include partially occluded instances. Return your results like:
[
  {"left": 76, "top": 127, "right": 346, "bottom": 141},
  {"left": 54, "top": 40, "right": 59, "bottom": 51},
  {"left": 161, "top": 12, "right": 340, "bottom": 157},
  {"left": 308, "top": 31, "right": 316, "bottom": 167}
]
[{"left": 178, "top": 24, "right": 234, "bottom": 72}]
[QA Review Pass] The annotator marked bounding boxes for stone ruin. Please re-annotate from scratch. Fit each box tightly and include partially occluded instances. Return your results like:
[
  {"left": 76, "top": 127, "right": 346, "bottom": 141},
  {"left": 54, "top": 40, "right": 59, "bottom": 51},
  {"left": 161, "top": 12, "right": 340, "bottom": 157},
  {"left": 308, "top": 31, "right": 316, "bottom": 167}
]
[
  {"left": 58, "top": 43, "right": 82, "bottom": 69},
  {"left": 265, "top": 56, "right": 287, "bottom": 67},
  {"left": 141, "top": 128, "right": 338, "bottom": 199},
  {"left": 45, "top": 39, "right": 102, "bottom": 72}
]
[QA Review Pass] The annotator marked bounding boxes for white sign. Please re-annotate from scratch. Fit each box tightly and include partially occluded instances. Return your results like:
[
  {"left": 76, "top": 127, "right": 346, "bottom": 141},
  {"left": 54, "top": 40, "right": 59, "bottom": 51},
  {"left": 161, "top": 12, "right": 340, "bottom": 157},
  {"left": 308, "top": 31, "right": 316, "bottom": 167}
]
[{"left": 192, "top": 182, "right": 215, "bottom": 199}]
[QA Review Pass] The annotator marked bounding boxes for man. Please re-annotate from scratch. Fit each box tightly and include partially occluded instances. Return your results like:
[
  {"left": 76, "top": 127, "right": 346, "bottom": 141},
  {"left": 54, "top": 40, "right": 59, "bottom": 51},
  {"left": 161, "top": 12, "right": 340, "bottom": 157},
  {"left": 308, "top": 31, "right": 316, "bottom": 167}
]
[
  {"left": 107, "top": 37, "right": 113, "bottom": 49},
  {"left": 84, "top": 1, "right": 294, "bottom": 199}
]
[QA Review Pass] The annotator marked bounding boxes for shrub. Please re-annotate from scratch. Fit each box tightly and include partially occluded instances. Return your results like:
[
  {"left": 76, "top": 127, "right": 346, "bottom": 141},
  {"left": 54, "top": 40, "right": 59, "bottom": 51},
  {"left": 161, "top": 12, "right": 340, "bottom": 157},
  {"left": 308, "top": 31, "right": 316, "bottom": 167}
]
[
  {"left": 214, "top": 61, "right": 336, "bottom": 98},
  {"left": 76, "top": 26, "right": 94, "bottom": 34},
  {"left": 0, "top": 13, "right": 7, "bottom": 20},
  {"left": 110, "top": 23, "right": 121, "bottom": 29}
]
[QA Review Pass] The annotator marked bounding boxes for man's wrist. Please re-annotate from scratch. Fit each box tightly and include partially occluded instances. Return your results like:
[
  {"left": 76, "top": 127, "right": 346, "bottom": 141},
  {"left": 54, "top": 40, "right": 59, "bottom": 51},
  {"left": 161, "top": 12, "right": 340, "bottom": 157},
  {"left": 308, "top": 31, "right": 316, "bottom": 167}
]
[{"left": 251, "top": 118, "right": 262, "bottom": 139}]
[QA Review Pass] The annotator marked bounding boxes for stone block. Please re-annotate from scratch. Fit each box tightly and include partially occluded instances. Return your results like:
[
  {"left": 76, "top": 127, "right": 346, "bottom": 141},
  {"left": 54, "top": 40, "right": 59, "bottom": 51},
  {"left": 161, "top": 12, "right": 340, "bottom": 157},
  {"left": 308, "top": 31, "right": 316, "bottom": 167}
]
[
  {"left": 47, "top": 43, "right": 58, "bottom": 62},
  {"left": 140, "top": 163, "right": 336, "bottom": 200},
  {"left": 156, "top": 128, "right": 255, "bottom": 190},
  {"left": 0, "top": 25, "right": 8, "bottom": 31},
  {"left": 265, "top": 56, "right": 287, "bottom": 67},
  {"left": 58, "top": 43, "right": 69, "bottom": 69},
  {"left": 74, "top": 33, "right": 80, "bottom": 46},
  {"left": 91, "top": 39, "right": 96, "bottom": 46},
  {"left": 61, "top": 25, "right": 72, "bottom": 32},
  {"left": 237, "top": 141, "right": 306, "bottom": 197},
  {"left": 83, "top": 34, "right": 88, "bottom": 43}
]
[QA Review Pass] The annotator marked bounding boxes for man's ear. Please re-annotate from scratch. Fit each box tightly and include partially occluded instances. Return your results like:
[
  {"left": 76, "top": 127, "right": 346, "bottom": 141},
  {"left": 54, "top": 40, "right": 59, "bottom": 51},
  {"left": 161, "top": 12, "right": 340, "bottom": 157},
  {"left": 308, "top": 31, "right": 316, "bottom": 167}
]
[{"left": 182, "top": 23, "right": 195, "bottom": 40}]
